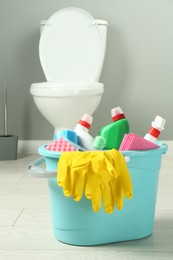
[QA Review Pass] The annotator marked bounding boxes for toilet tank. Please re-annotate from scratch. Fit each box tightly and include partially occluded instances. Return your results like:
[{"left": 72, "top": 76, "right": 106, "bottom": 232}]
[{"left": 40, "top": 18, "right": 108, "bottom": 80}]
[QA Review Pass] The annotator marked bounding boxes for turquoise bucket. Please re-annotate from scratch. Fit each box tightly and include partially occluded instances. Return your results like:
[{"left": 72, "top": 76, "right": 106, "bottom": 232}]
[{"left": 29, "top": 143, "right": 167, "bottom": 246}]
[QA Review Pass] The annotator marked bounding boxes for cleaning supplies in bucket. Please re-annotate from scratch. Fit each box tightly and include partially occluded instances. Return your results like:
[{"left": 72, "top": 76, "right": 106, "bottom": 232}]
[
  {"left": 57, "top": 149, "right": 133, "bottom": 214},
  {"left": 73, "top": 107, "right": 130, "bottom": 152},
  {"left": 144, "top": 115, "right": 165, "bottom": 143},
  {"left": 53, "top": 129, "right": 78, "bottom": 144},
  {"left": 92, "top": 135, "right": 106, "bottom": 150},
  {"left": 74, "top": 114, "right": 95, "bottom": 150},
  {"left": 28, "top": 106, "right": 168, "bottom": 246},
  {"left": 32, "top": 142, "right": 167, "bottom": 246},
  {"left": 98, "top": 107, "right": 130, "bottom": 150},
  {"left": 120, "top": 115, "right": 166, "bottom": 151},
  {"left": 46, "top": 136, "right": 88, "bottom": 153},
  {"left": 46, "top": 137, "right": 77, "bottom": 152},
  {"left": 119, "top": 133, "right": 160, "bottom": 151}
]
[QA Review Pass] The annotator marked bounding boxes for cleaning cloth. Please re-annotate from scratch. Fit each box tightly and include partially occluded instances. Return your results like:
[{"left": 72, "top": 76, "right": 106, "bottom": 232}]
[
  {"left": 119, "top": 133, "right": 160, "bottom": 151},
  {"left": 57, "top": 149, "right": 133, "bottom": 214}
]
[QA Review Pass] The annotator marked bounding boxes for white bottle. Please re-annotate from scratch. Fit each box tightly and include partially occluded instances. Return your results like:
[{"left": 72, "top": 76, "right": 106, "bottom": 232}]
[
  {"left": 74, "top": 114, "right": 94, "bottom": 150},
  {"left": 144, "top": 115, "right": 166, "bottom": 143}
]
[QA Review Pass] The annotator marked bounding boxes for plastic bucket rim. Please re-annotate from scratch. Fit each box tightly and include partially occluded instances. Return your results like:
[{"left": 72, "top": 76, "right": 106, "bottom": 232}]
[
  {"left": 38, "top": 142, "right": 168, "bottom": 160},
  {"left": 122, "top": 142, "right": 167, "bottom": 157}
]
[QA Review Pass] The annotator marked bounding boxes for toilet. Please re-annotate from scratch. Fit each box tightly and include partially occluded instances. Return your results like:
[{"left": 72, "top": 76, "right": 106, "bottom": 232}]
[{"left": 30, "top": 7, "right": 108, "bottom": 135}]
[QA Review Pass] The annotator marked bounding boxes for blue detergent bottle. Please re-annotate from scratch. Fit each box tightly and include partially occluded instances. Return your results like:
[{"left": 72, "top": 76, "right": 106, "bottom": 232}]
[{"left": 98, "top": 107, "right": 130, "bottom": 150}]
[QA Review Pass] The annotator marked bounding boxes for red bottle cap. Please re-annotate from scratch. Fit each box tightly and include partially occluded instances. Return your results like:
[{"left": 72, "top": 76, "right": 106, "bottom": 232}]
[
  {"left": 78, "top": 114, "right": 93, "bottom": 129},
  {"left": 111, "top": 107, "right": 125, "bottom": 122}
]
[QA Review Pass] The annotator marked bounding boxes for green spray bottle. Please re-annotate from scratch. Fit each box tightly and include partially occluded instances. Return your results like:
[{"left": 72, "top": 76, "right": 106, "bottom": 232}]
[{"left": 98, "top": 107, "right": 130, "bottom": 150}]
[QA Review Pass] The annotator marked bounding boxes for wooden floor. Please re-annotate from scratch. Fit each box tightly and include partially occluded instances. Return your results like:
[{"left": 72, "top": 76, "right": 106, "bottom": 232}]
[{"left": 0, "top": 149, "right": 172, "bottom": 260}]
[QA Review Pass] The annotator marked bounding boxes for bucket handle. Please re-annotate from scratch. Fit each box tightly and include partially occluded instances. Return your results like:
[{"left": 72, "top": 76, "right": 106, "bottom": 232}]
[
  {"left": 28, "top": 157, "right": 57, "bottom": 178},
  {"left": 28, "top": 156, "right": 130, "bottom": 179}
]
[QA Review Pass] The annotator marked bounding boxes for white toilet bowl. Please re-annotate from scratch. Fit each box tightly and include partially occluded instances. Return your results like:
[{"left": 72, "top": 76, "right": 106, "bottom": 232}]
[
  {"left": 30, "top": 8, "right": 108, "bottom": 134},
  {"left": 30, "top": 82, "right": 104, "bottom": 133}
]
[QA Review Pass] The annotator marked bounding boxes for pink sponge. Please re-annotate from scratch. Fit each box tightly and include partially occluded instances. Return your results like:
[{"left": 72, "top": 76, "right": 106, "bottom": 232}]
[
  {"left": 119, "top": 133, "right": 160, "bottom": 151},
  {"left": 46, "top": 137, "right": 77, "bottom": 152}
]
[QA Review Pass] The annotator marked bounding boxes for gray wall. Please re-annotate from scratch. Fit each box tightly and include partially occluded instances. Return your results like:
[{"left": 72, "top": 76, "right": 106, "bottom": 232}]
[{"left": 0, "top": 0, "right": 172, "bottom": 140}]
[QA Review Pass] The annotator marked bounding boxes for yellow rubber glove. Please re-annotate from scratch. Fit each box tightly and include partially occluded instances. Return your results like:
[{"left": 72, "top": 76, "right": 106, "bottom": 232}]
[
  {"left": 83, "top": 150, "right": 118, "bottom": 214},
  {"left": 109, "top": 176, "right": 124, "bottom": 210},
  {"left": 90, "top": 151, "right": 115, "bottom": 214},
  {"left": 84, "top": 151, "right": 104, "bottom": 200},
  {"left": 57, "top": 151, "right": 75, "bottom": 197},
  {"left": 58, "top": 151, "right": 91, "bottom": 201},
  {"left": 84, "top": 149, "right": 133, "bottom": 214},
  {"left": 70, "top": 151, "right": 91, "bottom": 201},
  {"left": 109, "top": 149, "right": 133, "bottom": 199},
  {"left": 57, "top": 149, "right": 133, "bottom": 214}
]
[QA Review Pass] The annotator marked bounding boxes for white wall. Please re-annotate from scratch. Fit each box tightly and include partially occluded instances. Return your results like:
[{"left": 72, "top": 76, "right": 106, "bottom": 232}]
[{"left": 0, "top": 0, "right": 172, "bottom": 140}]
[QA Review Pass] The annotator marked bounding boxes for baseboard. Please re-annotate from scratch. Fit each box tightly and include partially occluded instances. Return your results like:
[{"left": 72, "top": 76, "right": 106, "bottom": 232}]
[
  {"left": 18, "top": 140, "right": 172, "bottom": 155},
  {"left": 18, "top": 140, "right": 51, "bottom": 155}
]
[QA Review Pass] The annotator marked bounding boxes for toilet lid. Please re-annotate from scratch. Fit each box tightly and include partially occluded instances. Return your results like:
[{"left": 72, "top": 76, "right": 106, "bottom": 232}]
[{"left": 39, "top": 8, "right": 102, "bottom": 83}]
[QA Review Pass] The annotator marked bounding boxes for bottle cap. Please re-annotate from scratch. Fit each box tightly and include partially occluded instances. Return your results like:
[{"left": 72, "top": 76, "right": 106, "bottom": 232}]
[
  {"left": 78, "top": 114, "right": 93, "bottom": 129},
  {"left": 144, "top": 115, "right": 166, "bottom": 142},
  {"left": 111, "top": 107, "right": 125, "bottom": 122},
  {"left": 152, "top": 115, "right": 165, "bottom": 131}
]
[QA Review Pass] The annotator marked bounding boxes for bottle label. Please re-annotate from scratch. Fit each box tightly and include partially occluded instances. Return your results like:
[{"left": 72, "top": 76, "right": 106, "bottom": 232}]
[
  {"left": 112, "top": 113, "right": 125, "bottom": 122},
  {"left": 78, "top": 120, "right": 91, "bottom": 129},
  {"left": 148, "top": 127, "right": 160, "bottom": 138}
]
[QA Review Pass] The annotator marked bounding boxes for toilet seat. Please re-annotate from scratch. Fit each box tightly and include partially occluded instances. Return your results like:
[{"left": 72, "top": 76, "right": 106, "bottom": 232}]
[
  {"left": 39, "top": 7, "right": 103, "bottom": 83},
  {"left": 31, "top": 82, "right": 104, "bottom": 97}
]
